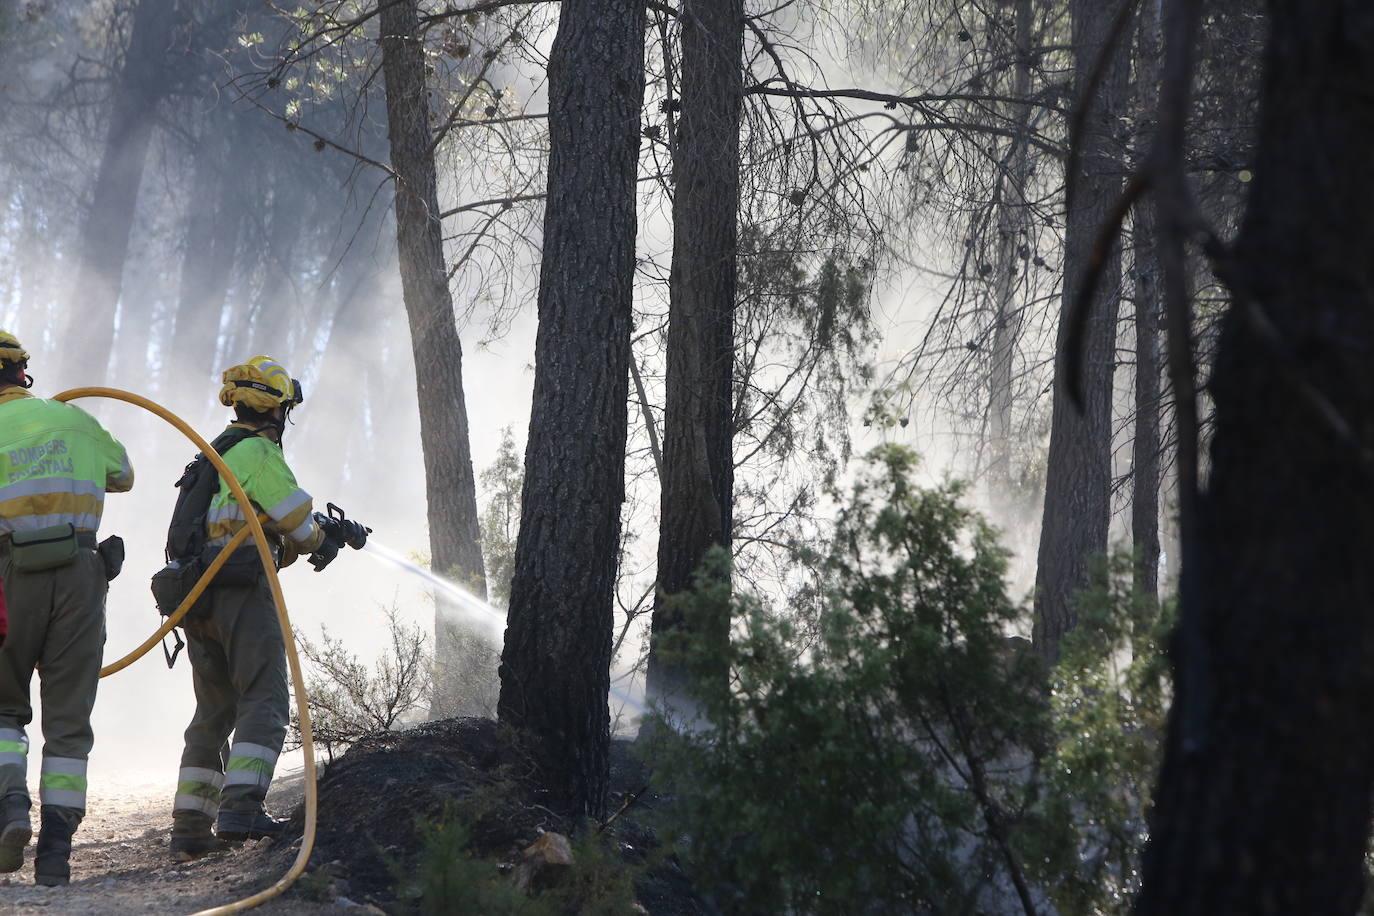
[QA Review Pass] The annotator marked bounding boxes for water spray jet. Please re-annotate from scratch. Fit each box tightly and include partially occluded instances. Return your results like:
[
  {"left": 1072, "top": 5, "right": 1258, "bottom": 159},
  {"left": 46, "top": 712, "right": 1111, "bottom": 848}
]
[
  {"left": 362, "top": 539, "right": 646, "bottom": 717},
  {"left": 363, "top": 540, "right": 505, "bottom": 636}
]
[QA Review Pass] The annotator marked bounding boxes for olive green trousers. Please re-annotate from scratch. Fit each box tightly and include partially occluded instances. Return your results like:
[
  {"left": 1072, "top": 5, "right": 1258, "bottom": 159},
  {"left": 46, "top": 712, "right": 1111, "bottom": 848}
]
[
  {"left": 0, "top": 545, "right": 106, "bottom": 812},
  {"left": 172, "top": 581, "right": 288, "bottom": 820}
]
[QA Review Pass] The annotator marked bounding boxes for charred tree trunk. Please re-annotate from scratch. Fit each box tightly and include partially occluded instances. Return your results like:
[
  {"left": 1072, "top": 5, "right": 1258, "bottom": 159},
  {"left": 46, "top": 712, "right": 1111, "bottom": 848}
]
[
  {"left": 378, "top": 0, "right": 488, "bottom": 716},
  {"left": 643, "top": 0, "right": 743, "bottom": 713},
  {"left": 1136, "top": 3, "right": 1374, "bottom": 912},
  {"left": 1031, "top": 0, "right": 1129, "bottom": 659},
  {"left": 1131, "top": 0, "right": 1164, "bottom": 602},
  {"left": 62, "top": 0, "right": 177, "bottom": 382},
  {"left": 496, "top": 0, "right": 646, "bottom": 817}
]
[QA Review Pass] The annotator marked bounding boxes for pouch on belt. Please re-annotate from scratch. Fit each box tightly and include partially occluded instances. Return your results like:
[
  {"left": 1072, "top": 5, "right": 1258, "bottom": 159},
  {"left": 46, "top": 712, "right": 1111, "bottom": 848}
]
[
  {"left": 151, "top": 558, "right": 204, "bottom": 617},
  {"left": 10, "top": 523, "right": 80, "bottom": 572}
]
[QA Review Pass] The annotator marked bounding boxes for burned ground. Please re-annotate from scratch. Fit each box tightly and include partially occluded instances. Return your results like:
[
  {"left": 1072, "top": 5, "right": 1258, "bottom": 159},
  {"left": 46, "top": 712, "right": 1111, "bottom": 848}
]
[{"left": 275, "top": 717, "right": 710, "bottom": 914}]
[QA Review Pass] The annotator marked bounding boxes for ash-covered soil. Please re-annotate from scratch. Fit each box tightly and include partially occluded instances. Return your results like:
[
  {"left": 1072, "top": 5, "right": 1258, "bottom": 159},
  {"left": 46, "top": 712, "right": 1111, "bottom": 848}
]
[
  {"left": 0, "top": 718, "right": 708, "bottom": 915},
  {"left": 286, "top": 717, "right": 709, "bottom": 915}
]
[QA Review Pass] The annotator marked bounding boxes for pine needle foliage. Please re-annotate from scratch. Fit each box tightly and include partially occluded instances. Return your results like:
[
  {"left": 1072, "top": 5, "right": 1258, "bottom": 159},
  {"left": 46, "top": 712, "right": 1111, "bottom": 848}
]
[
  {"left": 645, "top": 445, "right": 1063, "bottom": 914},
  {"left": 645, "top": 445, "right": 1172, "bottom": 915},
  {"left": 392, "top": 780, "right": 643, "bottom": 916},
  {"left": 396, "top": 802, "right": 643, "bottom": 915},
  {"left": 1038, "top": 553, "right": 1172, "bottom": 914}
]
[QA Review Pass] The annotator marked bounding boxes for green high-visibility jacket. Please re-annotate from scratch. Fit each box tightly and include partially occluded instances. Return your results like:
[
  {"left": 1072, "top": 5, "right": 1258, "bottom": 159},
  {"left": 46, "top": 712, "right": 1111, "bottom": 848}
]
[
  {"left": 0, "top": 389, "right": 134, "bottom": 535},
  {"left": 203, "top": 424, "right": 324, "bottom": 557}
]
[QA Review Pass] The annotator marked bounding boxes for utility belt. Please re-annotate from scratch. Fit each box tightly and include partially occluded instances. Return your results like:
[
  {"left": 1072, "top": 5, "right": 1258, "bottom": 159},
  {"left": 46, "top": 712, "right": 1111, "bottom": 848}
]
[
  {"left": 0, "top": 524, "right": 123, "bottom": 580},
  {"left": 150, "top": 543, "right": 276, "bottom": 618}
]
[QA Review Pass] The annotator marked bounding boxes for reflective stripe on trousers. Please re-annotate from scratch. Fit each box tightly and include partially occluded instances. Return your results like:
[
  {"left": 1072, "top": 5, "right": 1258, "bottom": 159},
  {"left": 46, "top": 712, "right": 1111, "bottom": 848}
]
[
  {"left": 40, "top": 756, "right": 87, "bottom": 810},
  {"left": 174, "top": 766, "right": 225, "bottom": 817},
  {"left": 0, "top": 727, "right": 27, "bottom": 772},
  {"left": 224, "top": 742, "right": 278, "bottom": 791}
]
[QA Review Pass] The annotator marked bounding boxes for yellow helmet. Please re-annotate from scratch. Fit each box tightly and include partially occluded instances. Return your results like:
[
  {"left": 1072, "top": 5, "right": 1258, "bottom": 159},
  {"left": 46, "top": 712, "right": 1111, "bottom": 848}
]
[
  {"left": 218, "top": 356, "right": 303, "bottom": 411},
  {"left": 0, "top": 329, "right": 28, "bottom": 366}
]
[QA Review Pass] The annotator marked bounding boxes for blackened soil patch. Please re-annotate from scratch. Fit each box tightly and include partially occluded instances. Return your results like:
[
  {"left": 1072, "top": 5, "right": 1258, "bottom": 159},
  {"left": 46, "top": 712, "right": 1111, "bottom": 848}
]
[{"left": 275, "top": 717, "right": 711, "bottom": 914}]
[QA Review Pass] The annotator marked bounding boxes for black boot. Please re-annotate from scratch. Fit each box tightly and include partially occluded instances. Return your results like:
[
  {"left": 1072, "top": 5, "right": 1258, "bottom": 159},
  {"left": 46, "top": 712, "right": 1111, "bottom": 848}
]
[
  {"left": 33, "top": 804, "right": 81, "bottom": 887},
  {"left": 0, "top": 794, "right": 31, "bottom": 874},
  {"left": 170, "top": 810, "right": 229, "bottom": 862},
  {"left": 216, "top": 808, "right": 286, "bottom": 843}
]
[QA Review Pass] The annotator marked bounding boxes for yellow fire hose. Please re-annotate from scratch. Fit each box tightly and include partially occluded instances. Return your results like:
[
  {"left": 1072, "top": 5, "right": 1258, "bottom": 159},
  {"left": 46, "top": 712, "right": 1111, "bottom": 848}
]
[
  {"left": 98, "top": 522, "right": 255, "bottom": 679},
  {"left": 55, "top": 387, "right": 318, "bottom": 916}
]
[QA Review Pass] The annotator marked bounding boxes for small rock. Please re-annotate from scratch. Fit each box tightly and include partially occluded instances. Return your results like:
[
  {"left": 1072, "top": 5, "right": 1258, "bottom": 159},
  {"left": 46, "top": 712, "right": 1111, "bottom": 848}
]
[{"left": 511, "top": 831, "right": 574, "bottom": 894}]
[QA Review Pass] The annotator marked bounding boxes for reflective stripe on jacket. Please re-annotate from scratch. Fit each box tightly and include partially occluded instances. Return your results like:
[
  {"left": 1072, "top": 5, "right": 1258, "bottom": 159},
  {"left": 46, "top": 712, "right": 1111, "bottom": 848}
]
[
  {"left": 204, "top": 426, "right": 324, "bottom": 554},
  {"left": 0, "top": 389, "right": 134, "bottom": 534}
]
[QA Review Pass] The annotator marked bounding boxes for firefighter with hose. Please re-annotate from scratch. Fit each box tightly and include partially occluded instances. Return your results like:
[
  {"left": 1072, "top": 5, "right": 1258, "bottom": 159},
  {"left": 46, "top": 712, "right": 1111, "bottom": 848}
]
[
  {"left": 0, "top": 329, "right": 135, "bottom": 885},
  {"left": 158, "top": 356, "right": 367, "bottom": 861}
]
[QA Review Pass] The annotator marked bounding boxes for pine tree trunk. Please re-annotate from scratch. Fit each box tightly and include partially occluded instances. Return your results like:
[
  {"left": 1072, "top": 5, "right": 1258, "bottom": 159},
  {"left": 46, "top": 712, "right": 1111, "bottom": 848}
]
[
  {"left": 1131, "top": 225, "right": 1162, "bottom": 601},
  {"left": 62, "top": 0, "right": 177, "bottom": 382},
  {"left": 987, "top": 0, "right": 1034, "bottom": 494},
  {"left": 644, "top": 0, "right": 743, "bottom": 714},
  {"left": 1137, "top": 3, "right": 1374, "bottom": 911},
  {"left": 378, "top": 0, "right": 488, "bottom": 717},
  {"left": 251, "top": 176, "right": 308, "bottom": 357},
  {"left": 1131, "top": 0, "right": 1163, "bottom": 602},
  {"left": 309, "top": 207, "right": 391, "bottom": 495},
  {"left": 1031, "top": 0, "right": 1129, "bottom": 658},
  {"left": 169, "top": 125, "right": 242, "bottom": 394},
  {"left": 496, "top": 0, "right": 646, "bottom": 816}
]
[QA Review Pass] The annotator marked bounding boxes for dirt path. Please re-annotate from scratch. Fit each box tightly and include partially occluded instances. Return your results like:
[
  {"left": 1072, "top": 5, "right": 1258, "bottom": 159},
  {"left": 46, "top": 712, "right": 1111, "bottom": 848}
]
[{"left": 0, "top": 780, "right": 370, "bottom": 916}]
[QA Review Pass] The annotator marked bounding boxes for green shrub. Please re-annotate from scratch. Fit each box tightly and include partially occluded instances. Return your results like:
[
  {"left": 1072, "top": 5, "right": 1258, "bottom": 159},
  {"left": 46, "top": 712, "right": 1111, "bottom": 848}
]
[
  {"left": 539, "top": 826, "right": 644, "bottom": 916},
  {"left": 644, "top": 445, "right": 1063, "bottom": 914},
  {"left": 644, "top": 445, "right": 1172, "bottom": 916},
  {"left": 396, "top": 803, "right": 644, "bottom": 915},
  {"left": 406, "top": 812, "right": 534, "bottom": 915},
  {"left": 1039, "top": 554, "right": 1172, "bottom": 915}
]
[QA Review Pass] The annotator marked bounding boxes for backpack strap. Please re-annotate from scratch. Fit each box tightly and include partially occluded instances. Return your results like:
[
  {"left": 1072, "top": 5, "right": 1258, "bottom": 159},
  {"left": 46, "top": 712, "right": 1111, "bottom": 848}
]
[{"left": 164, "top": 426, "right": 265, "bottom": 563}]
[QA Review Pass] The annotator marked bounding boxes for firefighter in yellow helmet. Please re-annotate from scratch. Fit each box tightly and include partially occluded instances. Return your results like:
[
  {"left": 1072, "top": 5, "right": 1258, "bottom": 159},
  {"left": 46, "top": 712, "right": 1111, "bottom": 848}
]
[
  {"left": 0, "top": 330, "right": 134, "bottom": 885},
  {"left": 166, "top": 356, "right": 366, "bottom": 860}
]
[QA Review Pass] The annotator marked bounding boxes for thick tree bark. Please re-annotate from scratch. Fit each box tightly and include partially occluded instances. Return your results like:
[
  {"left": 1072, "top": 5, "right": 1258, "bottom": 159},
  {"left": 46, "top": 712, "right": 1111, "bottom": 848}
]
[
  {"left": 643, "top": 0, "right": 743, "bottom": 713},
  {"left": 1136, "top": 4, "right": 1374, "bottom": 912},
  {"left": 1131, "top": 0, "right": 1163, "bottom": 602},
  {"left": 378, "top": 0, "right": 488, "bottom": 716},
  {"left": 1031, "top": 0, "right": 1129, "bottom": 658},
  {"left": 496, "top": 0, "right": 645, "bottom": 816},
  {"left": 62, "top": 0, "right": 177, "bottom": 381}
]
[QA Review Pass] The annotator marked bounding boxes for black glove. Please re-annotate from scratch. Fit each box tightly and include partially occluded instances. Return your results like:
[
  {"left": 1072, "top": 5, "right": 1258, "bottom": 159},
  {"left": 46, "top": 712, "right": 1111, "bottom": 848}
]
[
  {"left": 315, "top": 505, "right": 371, "bottom": 550},
  {"left": 314, "top": 511, "right": 347, "bottom": 549},
  {"left": 308, "top": 538, "right": 339, "bottom": 572},
  {"left": 309, "top": 504, "right": 371, "bottom": 573}
]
